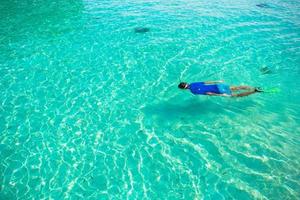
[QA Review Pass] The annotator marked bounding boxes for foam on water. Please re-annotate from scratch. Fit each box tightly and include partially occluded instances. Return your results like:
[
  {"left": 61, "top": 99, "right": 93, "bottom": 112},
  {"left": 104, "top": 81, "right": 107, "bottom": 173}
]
[{"left": 1, "top": 0, "right": 300, "bottom": 199}]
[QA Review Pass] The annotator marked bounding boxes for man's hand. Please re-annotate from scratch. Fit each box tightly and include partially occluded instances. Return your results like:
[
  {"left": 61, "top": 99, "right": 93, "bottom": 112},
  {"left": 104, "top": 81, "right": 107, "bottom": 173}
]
[
  {"left": 204, "top": 80, "right": 224, "bottom": 84},
  {"left": 221, "top": 93, "right": 231, "bottom": 97},
  {"left": 206, "top": 92, "right": 230, "bottom": 97}
]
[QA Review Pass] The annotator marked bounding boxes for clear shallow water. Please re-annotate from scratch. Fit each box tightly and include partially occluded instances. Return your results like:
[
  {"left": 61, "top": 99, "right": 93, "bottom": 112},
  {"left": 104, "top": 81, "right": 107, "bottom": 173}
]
[{"left": 1, "top": 0, "right": 300, "bottom": 199}]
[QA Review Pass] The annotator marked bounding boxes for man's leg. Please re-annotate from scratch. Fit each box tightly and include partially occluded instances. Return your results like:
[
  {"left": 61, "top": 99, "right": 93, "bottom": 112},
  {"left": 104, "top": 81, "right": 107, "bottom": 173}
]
[
  {"left": 230, "top": 86, "right": 254, "bottom": 91},
  {"left": 231, "top": 90, "right": 256, "bottom": 97}
]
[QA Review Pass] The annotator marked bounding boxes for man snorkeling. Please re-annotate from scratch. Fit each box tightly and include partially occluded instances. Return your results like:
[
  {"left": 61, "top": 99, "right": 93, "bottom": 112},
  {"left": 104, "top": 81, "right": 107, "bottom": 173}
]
[{"left": 178, "top": 80, "right": 263, "bottom": 97}]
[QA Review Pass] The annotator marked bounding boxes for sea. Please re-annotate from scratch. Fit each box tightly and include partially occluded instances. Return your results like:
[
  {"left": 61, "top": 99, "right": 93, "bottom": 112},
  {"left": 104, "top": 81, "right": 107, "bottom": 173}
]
[{"left": 0, "top": 0, "right": 300, "bottom": 199}]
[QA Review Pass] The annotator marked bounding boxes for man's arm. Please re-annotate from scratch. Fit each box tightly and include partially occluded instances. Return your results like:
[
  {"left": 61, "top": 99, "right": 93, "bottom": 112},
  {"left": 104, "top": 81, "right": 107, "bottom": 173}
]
[
  {"left": 206, "top": 92, "right": 230, "bottom": 97},
  {"left": 204, "top": 80, "right": 224, "bottom": 84}
]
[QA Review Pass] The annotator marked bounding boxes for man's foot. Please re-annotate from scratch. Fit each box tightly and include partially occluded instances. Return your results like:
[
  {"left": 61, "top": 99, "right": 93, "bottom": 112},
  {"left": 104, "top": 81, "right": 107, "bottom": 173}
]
[{"left": 254, "top": 87, "right": 264, "bottom": 92}]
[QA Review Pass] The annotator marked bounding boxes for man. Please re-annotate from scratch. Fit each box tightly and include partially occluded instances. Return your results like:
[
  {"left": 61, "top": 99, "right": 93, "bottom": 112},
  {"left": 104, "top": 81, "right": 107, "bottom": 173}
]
[{"left": 178, "top": 80, "right": 263, "bottom": 97}]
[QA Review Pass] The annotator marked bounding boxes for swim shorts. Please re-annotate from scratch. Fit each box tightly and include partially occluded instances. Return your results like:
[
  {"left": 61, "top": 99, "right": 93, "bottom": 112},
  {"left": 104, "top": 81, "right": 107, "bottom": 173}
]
[{"left": 217, "top": 84, "right": 232, "bottom": 95}]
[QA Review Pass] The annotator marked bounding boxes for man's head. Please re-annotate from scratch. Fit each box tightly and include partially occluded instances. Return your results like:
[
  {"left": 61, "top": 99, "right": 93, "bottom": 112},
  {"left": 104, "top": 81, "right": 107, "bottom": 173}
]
[{"left": 178, "top": 82, "right": 189, "bottom": 89}]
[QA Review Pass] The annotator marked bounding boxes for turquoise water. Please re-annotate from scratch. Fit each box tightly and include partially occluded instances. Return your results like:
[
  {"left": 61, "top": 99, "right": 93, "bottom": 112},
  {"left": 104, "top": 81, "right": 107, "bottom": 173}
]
[{"left": 1, "top": 0, "right": 300, "bottom": 199}]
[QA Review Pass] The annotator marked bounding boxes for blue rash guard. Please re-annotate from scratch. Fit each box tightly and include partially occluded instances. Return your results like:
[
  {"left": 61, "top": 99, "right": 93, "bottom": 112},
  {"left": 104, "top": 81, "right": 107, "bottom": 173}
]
[{"left": 189, "top": 82, "right": 232, "bottom": 95}]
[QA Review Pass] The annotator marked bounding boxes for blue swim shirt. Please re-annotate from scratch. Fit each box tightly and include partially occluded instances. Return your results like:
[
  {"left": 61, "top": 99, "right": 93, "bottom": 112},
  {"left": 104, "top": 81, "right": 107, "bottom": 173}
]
[
  {"left": 189, "top": 82, "right": 219, "bottom": 95},
  {"left": 189, "top": 82, "right": 232, "bottom": 95}
]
